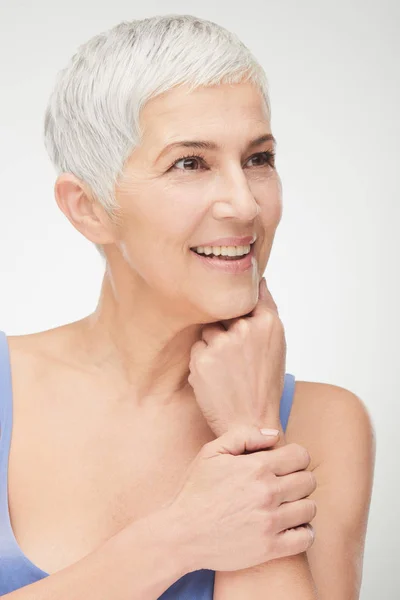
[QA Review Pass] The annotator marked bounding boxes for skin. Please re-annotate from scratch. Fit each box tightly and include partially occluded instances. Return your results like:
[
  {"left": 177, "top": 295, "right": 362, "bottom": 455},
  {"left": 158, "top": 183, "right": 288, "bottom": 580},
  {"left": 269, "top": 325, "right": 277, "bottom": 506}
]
[
  {"left": 54, "top": 80, "right": 281, "bottom": 404},
  {"left": 55, "top": 79, "right": 376, "bottom": 598},
  {"left": 5, "top": 80, "right": 375, "bottom": 597}
]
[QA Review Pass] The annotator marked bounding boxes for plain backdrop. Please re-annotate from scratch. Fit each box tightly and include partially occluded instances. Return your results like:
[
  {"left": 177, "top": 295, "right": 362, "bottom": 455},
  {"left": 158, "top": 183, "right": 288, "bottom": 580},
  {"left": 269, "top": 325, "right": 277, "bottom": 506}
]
[{"left": 0, "top": 1, "right": 399, "bottom": 597}]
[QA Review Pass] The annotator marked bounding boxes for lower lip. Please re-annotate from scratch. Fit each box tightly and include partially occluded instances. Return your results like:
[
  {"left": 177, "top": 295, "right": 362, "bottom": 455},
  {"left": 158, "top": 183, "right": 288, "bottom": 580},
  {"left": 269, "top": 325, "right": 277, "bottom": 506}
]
[{"left": 190, "top": 244, "right": 256, "bottom": 273}]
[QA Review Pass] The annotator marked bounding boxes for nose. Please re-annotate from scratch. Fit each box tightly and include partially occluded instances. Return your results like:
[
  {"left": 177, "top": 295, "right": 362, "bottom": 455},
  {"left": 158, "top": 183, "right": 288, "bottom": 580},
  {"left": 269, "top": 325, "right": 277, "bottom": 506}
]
[{"left": 211, "top": 170, "right": 261, "bottom": 221}]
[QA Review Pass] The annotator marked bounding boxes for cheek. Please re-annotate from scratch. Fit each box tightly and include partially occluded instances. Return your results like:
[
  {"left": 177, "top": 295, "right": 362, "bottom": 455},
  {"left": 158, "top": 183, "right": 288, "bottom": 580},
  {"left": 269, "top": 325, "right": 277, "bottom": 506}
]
[
  {"left": 268, "top": 198, "right": 283, "bottom": 228},
  {"left": 118, "top": 198, "right": 202, "bottom": 274},
  {"left": 152, "top": 189, "right": 209, "bottom": 255},
  {"left": 257, "top": 176, "right": 282, "bottom": 226}
]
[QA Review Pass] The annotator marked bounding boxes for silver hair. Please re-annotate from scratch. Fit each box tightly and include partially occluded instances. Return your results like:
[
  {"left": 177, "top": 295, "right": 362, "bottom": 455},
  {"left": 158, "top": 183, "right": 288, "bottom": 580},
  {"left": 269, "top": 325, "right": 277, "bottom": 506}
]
[{"left": 43, "top": 14, "right": 271, "bottom": 261}]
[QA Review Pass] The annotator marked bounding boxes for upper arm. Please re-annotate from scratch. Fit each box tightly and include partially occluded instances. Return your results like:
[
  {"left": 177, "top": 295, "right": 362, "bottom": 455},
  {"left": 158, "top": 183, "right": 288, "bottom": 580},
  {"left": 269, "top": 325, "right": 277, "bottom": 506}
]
[{"left": 291, "top": 382, "right": 376, "bottom": 599}]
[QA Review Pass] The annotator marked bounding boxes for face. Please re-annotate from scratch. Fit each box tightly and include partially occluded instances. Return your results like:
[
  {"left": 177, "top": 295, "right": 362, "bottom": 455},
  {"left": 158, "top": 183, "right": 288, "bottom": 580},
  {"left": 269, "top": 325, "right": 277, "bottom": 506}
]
[{"left": 112, "top": 80, "right": 283, "bottom": 322}]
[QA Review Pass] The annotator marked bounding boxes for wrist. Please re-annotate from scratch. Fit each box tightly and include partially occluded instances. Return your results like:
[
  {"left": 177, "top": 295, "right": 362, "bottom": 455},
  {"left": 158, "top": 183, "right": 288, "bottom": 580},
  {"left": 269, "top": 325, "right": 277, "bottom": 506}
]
[
  {"left": 158, "top": 501, "right": 202, "bottom": 574},
  {"left": 146, "top": 503, "right": 197, "bottom": 577}
]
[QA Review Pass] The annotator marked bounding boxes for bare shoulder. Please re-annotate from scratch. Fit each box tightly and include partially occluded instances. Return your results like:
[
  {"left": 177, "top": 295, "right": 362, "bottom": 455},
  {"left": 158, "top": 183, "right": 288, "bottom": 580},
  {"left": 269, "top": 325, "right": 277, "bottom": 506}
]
[
  {"left": 6, "top": 319, "right": 87, "bottom": 363},
  {"left": 286, "top": 380, "right": 376, "bottom": 471},
  {"left": 5, "top": 320, "right": 88, "bottom": 405},
  {"left": 5, "top": 330, "right": 52, "bottom": 384}
]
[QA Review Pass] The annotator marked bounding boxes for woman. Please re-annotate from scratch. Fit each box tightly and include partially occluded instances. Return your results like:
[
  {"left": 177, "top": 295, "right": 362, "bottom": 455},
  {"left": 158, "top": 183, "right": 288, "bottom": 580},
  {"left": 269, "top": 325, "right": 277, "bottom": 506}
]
[{"left": 0, "top": 14, "right": 375, "bottom": 599}]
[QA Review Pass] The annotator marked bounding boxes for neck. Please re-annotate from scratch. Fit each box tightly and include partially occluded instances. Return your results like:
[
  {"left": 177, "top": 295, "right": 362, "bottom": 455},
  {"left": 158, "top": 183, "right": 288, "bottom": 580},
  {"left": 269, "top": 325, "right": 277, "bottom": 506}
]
[{"left": 77, "top": 269, "right": 205, "bottom": 406}]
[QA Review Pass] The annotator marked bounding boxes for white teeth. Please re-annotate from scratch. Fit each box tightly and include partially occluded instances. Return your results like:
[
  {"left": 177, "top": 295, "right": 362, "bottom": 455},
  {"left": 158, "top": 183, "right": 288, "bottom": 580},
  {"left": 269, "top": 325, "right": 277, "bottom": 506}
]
[{"left": 193, "top": 244, "right": 251, "bottom": 256}]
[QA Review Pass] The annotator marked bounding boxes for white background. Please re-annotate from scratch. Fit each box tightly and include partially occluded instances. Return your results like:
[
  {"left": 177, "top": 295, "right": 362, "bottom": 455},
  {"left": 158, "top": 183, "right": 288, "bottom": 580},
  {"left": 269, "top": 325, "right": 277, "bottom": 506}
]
[{"left": 0, "top": 1, "right": 399, "bottom": 597}]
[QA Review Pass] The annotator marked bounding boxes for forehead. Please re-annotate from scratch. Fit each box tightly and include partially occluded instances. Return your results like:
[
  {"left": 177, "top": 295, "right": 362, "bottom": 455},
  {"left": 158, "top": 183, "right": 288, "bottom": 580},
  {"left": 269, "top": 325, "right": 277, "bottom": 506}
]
[{"left": 139, "top": 81, "right": 270, "bottom": 145}]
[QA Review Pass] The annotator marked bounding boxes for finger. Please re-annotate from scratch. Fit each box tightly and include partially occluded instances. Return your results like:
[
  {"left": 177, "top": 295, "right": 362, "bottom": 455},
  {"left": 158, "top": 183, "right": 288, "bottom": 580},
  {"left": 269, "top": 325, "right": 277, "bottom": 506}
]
[
  {"left": 243, "top": 443, "right": 311, "bottom": 476},
  {"left": 218, "top": 278, "right": 278, "bottom": 330},
  {"left": 272, "top": 524, "right": 315, "bottom": 559},
  {"left": 259, "top": 276, "right": 268, "bottom": 300},
  {"left": 218, "top": 315, "right": 244, "bottom": 330},
  {"left": 189, "top": 339, "right": 208, "bottom": 364},
  {"left": 252, "top": 277, "right": 279, "bottom": 317},
  {"left": 203, "top": 425, "right": 280, "bottom": 457},
  {"left": 274, "top": 497, "right": 317, "bottom": 533},
  {"left": 199, "top": 322, "right": 227, "bottom": 344},
  {"left": 276, "top": 470, "right": 317, "bottom": 503}
]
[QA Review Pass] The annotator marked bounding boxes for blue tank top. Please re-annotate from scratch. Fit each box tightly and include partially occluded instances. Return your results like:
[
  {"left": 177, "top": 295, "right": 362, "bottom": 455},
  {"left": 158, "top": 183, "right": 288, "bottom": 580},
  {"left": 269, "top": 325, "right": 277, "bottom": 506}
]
[{"left": 0, "top": 329, "right": 295, "bottom": 597}]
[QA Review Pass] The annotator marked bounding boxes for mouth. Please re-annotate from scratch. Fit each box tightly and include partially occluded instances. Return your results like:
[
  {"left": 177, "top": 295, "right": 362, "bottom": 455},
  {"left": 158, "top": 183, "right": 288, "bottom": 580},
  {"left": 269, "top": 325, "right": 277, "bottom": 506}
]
[
  {"left": 189, "top": 241, "right": 256, "bottom": 273},
  {"left": 190, "top": 240, "right": 256, "bottom": 260}
]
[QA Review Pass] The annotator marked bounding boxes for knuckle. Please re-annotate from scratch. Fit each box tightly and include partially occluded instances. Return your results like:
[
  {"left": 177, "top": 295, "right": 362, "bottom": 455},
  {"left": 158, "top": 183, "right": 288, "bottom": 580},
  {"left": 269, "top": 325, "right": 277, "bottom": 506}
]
[
  {"left": 295, "top": 525, "right": 315, "bottom": 554},
  {"left": 193, "top": 353, "right": 208, "bottom": 370},
  {"left": 211, "top": 333, "right": 229, "bottom": 351},
  {"left": 287, "top": 524, "right": 316, "bottom": 556},
  {"left": 303, "top": 448, "right": 311, "bottom": 465},
  {"left": 288, "top": 443, "right": 310, "bottom": 465},
  {"left": 236, "top": 424, "right": 254, "bottom": 441},
  {"left": 274, "top": 476, "right": 283, "bottom": 499},
  {"left": 310, "top": 500, "right": 317, "bottom": 519},
  {"left": 232, "top": 318, "right": 250, "bottom": 335},
  {"left": 284, "top": 443, "right": 297, "bottom": 457},
  {"left": 265, "top": 311, "right": 284, "bottom": 335},
  {"left": 263, "top": 513, "right": 275, "bottom": 534},
  {"left": 298, "top": 444, "right": 311, "bottom": 465},
  {"left": 263, "top": 485, "right": 276, "bottom": 508},
  {"left": 252, "top": 455, "right": 273, "bottom": 480},
  {"left": 252, "top": 454, "right": 267, "bottom": 475},
  {"left": 305, "top": 499, "right": 317, "bottom": 521},
  {"left": 258, "top": 311, "right": 274, "bottom": 328},
  {"left": 273, "top": 314, "right": 285, "bottom": 332},
  {"left": 308, "top": 470, "right": 317, "bottom": 492}
]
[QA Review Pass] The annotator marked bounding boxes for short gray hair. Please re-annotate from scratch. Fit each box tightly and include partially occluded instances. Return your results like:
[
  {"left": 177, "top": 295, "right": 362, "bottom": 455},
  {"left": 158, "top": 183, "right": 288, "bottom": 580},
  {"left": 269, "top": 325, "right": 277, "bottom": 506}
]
[{"left": 43, "top": 14, "right": 271, "bottom": 260}]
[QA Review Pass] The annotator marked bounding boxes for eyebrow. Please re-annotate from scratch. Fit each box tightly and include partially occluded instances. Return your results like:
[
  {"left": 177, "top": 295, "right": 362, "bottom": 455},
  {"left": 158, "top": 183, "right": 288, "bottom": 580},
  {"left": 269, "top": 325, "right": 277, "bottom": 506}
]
[{"left": 155, "top": 133, "right": 277, "bottom": 162}]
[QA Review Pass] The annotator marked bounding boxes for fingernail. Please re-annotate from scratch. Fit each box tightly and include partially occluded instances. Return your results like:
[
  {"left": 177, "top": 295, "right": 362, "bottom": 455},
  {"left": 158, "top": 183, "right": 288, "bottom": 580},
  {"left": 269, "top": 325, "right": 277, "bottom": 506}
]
[
  {"left": 260, "top": 428, "right": 279, "bottom": 436},
  {"left": 306, "top": 524, "right": 315, "bottom": 542}
]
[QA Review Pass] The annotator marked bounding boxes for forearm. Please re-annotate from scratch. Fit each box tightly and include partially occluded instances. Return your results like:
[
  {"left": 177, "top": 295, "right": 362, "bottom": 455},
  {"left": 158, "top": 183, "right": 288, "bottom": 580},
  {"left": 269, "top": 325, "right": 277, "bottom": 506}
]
[
  {"left": 4, "top": 507, "right": 191, "bottom": 600},
  {"left": 214, "top": 552, "right": 318, "bottom": 599}
]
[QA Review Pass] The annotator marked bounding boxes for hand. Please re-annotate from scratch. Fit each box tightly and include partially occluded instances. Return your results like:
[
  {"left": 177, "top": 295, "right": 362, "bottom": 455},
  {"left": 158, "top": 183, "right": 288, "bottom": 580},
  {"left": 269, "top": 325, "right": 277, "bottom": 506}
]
[
  {"left": 188, "top": 277, "right": 287, "bottom": 437},
  {"left": 166, "top": 424, "right": 316, "bottom": 573}
]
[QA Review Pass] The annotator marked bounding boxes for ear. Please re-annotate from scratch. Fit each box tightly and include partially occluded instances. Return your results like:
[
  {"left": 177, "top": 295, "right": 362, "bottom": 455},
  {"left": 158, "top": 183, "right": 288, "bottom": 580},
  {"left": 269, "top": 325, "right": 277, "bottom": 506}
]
[{"left": 54, "top": 173, "right": 117, "bottom": 247}]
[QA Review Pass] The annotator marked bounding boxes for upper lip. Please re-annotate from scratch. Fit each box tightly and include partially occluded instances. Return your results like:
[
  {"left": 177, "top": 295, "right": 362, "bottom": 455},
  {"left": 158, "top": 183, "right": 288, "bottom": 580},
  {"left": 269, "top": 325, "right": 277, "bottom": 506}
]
[{"left": 191, "top": 235, "right": 257, "bottom": 248}]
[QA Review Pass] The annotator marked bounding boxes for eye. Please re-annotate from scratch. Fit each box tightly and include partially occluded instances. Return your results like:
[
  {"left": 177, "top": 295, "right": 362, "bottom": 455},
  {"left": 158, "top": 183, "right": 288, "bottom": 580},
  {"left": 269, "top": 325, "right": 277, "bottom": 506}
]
[
  {"left": 247, "top": 150, "right": 276, "bottom": 169},
  {"left": 168, "top": 150, "right": 276, "bottom": 172},
  {"left": 169, "top": 153, "right": 207, "bottom": 172}
]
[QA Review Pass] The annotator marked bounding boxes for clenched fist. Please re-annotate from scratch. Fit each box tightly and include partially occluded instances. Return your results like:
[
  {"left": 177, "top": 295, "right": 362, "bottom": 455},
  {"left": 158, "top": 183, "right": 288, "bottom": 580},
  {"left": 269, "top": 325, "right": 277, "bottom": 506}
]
[{"left": 188, "top": 277, "right": 287, "bottom": 437}]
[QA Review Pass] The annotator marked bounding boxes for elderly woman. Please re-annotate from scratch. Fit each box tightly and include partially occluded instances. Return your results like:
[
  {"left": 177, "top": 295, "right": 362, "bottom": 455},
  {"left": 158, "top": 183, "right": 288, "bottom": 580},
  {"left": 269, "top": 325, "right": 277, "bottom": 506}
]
[{"left": 0, "top": 14, "right": 375, "bottom": 600}]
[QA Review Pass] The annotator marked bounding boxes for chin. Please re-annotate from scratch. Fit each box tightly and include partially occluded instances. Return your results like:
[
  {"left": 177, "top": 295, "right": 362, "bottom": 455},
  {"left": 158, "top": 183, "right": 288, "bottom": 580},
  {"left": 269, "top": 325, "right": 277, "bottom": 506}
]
[{"left": 203, "top": 292, "right": 258, "bottom": 322}]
